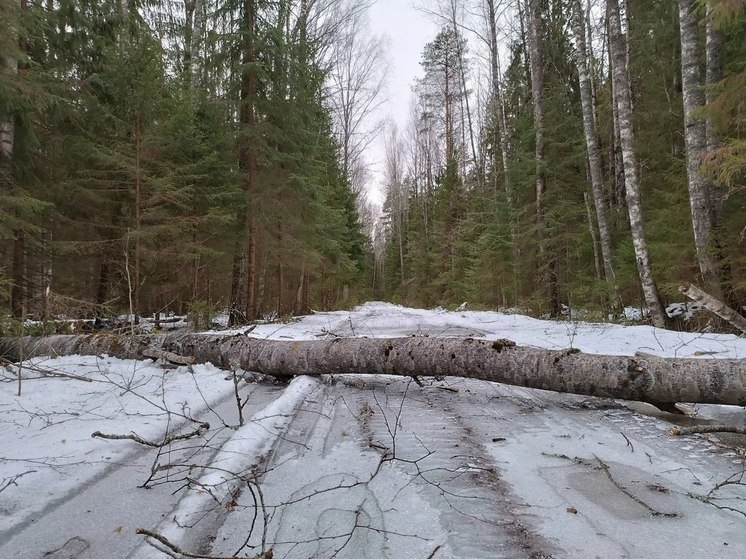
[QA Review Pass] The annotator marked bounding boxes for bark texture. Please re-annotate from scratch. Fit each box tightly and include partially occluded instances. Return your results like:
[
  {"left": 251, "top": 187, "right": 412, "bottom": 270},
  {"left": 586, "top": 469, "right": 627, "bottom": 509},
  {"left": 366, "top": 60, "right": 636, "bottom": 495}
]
[
  {"left": 607, "top": 0, "right": 667, "bottom": 327},
  {"left": 1, "top": 334, "right": 744, "bottom": 406},
  {"left": 680, "top": 283, "right": 746, "bottom": 334},
  {"left": 678, "top": 0, "right": 720, "bottom": 298},
  {"left": 571, "top": 0, "right": 617, "bottom": 302},
  {"left": 527, "top": 0, "right": 560, "bottom": 317}
]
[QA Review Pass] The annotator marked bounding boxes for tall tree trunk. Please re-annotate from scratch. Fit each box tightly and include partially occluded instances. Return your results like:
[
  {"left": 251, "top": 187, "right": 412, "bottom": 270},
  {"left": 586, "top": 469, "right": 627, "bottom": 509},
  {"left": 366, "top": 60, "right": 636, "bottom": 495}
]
[
  {"left": 11, "top": 231, "right": 25, "bottom": 318},
  {"left": 188, "top": 0, "right": 203, "bottom": 90},
  {"left": 678, "top": 0, "right": 721, "bottom": 299},
  {"left": 444, "top": 56, "right": 454, "bottom": 163},
  {"left": 607, "top": 0, "right": 667, "bottom": 327},
  {"left": 0, "top": 38, "right": 15, "bottom": 161},
  {"left": 229, "top": 0, "right": 259, "bottom": 325},
  {"left": 243, "top": 0, "right": 259, "bottom": 322},
  {"left": 6, "top": 0, "right": 24, "bottom": 319},
  {"left": 133, "top": 111, "right": 142, "bottom": 323},
  {"left": 2, "top": 335, "right": 744, "bottom": 407},
  {"left": 606, "top": 16, "right": 626, "bottom": 207},
  {"left": 41, "top": 230, "right": 51, "bottom": 321},
  {"left": 527, "top": 0, "right": 560, "bottom": 317},
  {"left": 704, "top": 1, "right": 736, "bottom": 309},
  {"left": 584, "top": 192, "right": 602, "bottom": 282},
  {"left": 246, "top": 215, "right": 257, "bottom": 319},
  {"left": 276, "top": 223, "right": 284, "bottom": 317},
  {"left": 571, "top": 0, "right": 619, "bottom": 306},
  {"left": 486, "top": 0, "right": 517, "bottom": 254}
]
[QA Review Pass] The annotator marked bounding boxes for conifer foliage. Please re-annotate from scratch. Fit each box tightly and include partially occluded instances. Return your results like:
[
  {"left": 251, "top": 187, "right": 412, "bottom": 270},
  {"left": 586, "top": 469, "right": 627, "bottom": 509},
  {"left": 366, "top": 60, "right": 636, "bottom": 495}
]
[
  {"left": 0, "top": 0, "right": 372, "bottom": 322},
  {"left": 379, "top": 0, "right": 745, "bottom": 320}
]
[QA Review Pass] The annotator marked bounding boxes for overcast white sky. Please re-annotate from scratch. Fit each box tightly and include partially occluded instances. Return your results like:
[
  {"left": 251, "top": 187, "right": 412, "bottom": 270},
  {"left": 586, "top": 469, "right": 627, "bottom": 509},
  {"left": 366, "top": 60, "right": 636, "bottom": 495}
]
[{"left": 366, "top": 0, "right": 438, "bottom": 206}]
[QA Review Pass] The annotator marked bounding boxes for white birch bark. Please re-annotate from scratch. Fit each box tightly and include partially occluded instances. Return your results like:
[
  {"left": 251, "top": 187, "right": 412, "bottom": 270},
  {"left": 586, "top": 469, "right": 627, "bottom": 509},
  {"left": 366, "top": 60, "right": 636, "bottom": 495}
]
[
  {"left": 1, "top": 334, "right": 744, "bottom": 406},
  {"left": 571, "top": 0, "right": 618, "bottom": 303},
  {"left": 678, "top": 0, "right": 721, "bottom": 298},
  {"left": 607, "top": 0, "right": 667, "bottom": 327},
  {"left": 680, "top": 283, "right": 746, "bottom": 334},
  {"left": 705, "top": 2, "right": 722, "bottom": 155}
]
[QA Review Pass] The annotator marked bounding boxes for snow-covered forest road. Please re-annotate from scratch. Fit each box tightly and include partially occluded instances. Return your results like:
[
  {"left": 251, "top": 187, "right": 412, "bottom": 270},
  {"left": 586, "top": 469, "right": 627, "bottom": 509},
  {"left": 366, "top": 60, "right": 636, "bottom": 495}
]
[{"left": 1, "top": 303, "right": 745, "bottom": 558}]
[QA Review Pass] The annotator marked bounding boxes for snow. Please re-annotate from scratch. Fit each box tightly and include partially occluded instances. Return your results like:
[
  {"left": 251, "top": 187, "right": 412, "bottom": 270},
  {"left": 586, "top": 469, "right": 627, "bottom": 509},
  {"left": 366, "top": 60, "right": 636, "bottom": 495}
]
[
  {"left": 1, "top": 302, "right": 744, "bottom": 558},
  {"left": 214, "top": 301, "right": 746, "bottom": 359}
]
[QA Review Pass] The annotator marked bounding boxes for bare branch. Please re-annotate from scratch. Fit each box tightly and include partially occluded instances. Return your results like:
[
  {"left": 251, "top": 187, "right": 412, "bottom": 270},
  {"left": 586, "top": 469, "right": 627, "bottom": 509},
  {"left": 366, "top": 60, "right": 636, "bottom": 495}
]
[{"left": 92, "top": 422, "right": 210, "bottom": 448}]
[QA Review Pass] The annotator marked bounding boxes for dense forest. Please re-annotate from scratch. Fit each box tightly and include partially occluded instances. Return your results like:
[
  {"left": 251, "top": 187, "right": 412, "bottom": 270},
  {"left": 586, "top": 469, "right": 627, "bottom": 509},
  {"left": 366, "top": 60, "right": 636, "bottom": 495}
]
[
  {"left": 0, "top": 0, "right": 374, "bottom": 326},
  {"left": 1, "top": 0, "right": 745, "bottom": 328},
  {"left": 378, "top": 0, "right": 745, "bottom": 327}
]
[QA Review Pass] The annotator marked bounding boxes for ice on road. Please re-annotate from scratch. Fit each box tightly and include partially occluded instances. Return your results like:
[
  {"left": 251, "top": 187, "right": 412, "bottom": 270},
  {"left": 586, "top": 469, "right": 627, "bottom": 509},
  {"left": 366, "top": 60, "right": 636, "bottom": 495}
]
[{"left": 1, "top": 302, "right": 744, "bottom": 558}]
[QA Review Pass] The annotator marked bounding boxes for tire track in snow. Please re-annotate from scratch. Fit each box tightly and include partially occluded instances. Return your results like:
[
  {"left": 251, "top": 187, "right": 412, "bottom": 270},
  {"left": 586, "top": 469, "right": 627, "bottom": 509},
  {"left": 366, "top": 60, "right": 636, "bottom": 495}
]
[
  {"left": 131, "top": 376, "right": 319, "bottom": 559},
  {"left": 361, "top": 377, "right": 557, "bottom": 559}
]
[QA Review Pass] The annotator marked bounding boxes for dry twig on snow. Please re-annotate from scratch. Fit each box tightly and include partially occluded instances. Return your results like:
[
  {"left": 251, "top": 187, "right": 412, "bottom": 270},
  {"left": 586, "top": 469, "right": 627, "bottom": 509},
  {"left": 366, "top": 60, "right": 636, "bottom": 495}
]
[
  {"left": 91, "top": 422, "right": 210, "bottom": 448},
  {"left": 668, "top": 425, "right": 746, "bottom": 436}
]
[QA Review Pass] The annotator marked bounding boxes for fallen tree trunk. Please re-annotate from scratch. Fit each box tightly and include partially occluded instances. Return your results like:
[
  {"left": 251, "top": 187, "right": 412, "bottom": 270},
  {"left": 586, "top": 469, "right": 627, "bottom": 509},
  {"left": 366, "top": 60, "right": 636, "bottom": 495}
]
[
  {"left": 680, "top": 283, "right": 746, "bottom": 334},
  {"left": 0, "top": 334, "right": 744, "bottom": 406}
]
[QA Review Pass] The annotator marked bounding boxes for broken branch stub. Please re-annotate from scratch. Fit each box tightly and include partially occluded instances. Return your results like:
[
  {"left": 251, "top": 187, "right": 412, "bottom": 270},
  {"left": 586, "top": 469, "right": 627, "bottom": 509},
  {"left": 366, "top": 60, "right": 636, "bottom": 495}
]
[
  {"left": 679, "top": 283, "right": 746, "bottom": 334},
  {"left": 0, "top": 334, "right": 744, "bottom": 406}
]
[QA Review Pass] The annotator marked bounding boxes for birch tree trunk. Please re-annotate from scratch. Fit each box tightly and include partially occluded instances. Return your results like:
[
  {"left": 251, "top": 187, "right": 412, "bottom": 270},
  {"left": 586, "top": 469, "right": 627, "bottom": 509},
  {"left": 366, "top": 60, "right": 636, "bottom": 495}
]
[
  {"left": 678, "top": 0, "right": 721, "bottom": 299},
  {"left": 680, "top": 283, "right": 746, "bottom": 334},
  {"left": 527, "top": 0, "right": 560, "bottom": 317},
  {"left": 607, "top": 0, "right": 667, "bottom": 327},
  {"left": 705, "top": 2, "right": 722, "bottom": 156},
  {"left": 1, "top": 334, "right": 744, "bottom": 406},
  {"left": 571, "top": 0, "right": 618, "bottom": 305}
]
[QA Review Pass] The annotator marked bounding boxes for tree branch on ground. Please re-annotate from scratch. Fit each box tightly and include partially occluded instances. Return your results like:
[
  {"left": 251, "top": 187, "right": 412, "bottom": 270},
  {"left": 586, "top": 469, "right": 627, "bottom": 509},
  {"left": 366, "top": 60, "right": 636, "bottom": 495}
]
[
  {"left": 669, "top": 425, "right": 746, "bottom": 436},
  {"left": 0, "top": 470, "right": 36, "bottom": 494},
  {"left": 2, "top": 334, "right": 743, "bottom": 406},
  {"left": 91, "top": 422, "right": 209, "bottom": 448}
]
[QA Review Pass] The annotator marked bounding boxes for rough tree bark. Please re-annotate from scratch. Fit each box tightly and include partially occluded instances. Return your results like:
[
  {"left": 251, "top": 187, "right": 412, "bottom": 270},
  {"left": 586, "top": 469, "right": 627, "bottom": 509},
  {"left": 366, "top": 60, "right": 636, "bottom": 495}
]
[
  {"left": 680, "top": 283, "right": 746, "bottom": 334},
  {"left": 678, "top": 0, "right": 721, "bottom": 299},
  {"left": 527, "top": 0, "right": 560, "bottom": 317},
  {"left": 229, "top": 0, "right": 259, "bottom": 325},
  {"left": 571, "top": 0, "right": 618, "bottom": 305},
  {"left": 607, "top": 0, "right": 667, "bottom": 327},
  {"left": 704, "top": 1, "right": 736, "bottom": 309},
  {"left": 1, "top": 334, "right": 743, "bottom": 406}
]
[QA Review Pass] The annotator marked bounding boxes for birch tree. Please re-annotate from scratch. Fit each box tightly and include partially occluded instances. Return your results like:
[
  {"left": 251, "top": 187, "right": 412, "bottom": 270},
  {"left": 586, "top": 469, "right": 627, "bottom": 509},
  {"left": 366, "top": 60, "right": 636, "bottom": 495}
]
[
  {"left": 3, "top": 333, "right": 744, "bottom": 407},
  {"left": 570, "top": 0, "right": 618, "bottom": 305},
  {"left": 677, "top": 0, "right": 721, "bottom": 299},
  {"left": 607, "top": 0, "right": 667, "bottom": 327}
]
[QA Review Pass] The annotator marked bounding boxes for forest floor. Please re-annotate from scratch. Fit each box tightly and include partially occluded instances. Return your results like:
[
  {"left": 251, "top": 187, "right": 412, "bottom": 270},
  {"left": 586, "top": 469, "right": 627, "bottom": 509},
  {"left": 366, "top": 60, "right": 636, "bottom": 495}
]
[{"left": 1, "top": 302, "right": 745, "bottom": 558}]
